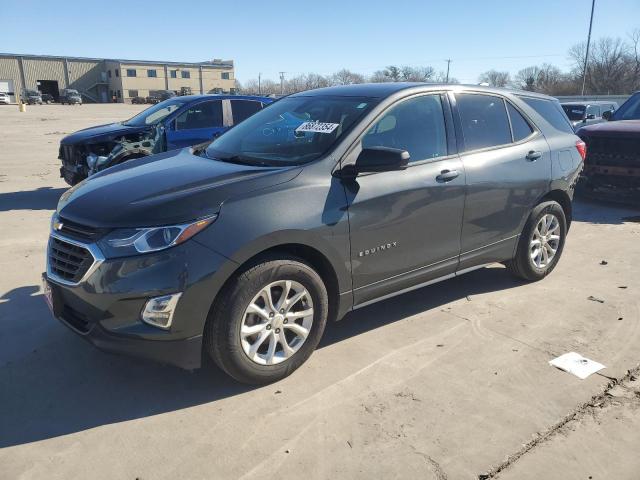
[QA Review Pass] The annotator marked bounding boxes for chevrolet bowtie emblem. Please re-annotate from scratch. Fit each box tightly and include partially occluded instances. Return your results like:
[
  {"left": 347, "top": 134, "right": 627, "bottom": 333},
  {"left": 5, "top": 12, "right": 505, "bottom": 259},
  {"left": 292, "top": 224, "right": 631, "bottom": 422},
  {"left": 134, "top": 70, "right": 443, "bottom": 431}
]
[{"left": 53, "top": 220, "right": 64, "bottom": 231}]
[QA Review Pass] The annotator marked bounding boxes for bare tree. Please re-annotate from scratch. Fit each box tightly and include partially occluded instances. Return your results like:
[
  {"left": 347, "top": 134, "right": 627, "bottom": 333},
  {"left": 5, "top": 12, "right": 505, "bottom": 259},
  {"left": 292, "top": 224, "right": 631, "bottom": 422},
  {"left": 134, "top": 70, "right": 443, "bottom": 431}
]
[
  {"left": 370, "top": 65, "right": 402, "bottom": 82},
  {"left": 514, "top": 66, "right": 539, "bottom": 91},
  {"left": 478, "top": 70, "right": 510, "bottom": 87},
  {"left": 569, "top": 36, "right": 635, "bottom": 94},
  {"left": 433, "top": 71, "right": 459, "bottom": 83},
  {"left": 370, "top": 65, "right": 435, "bottom": 83},
  {"left": 331, "top": 69, "right": 365, "bottom": 85},
  {"left": 513, "top": 64, "right": 575, "bottom": 95},
  {"left": 400, "top": 66, "right": 435, "bottom": 82},
  {"left": 628, "top": 29, "right": 640, "bottom": 90}
]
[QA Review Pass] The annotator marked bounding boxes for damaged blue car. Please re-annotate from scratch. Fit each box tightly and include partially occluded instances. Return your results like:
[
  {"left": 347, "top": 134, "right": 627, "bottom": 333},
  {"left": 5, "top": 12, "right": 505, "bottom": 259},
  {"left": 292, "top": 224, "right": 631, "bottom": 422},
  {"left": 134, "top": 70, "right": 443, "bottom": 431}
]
[{"left": 58, "top": 94, "right": 273, "bottom": 185}]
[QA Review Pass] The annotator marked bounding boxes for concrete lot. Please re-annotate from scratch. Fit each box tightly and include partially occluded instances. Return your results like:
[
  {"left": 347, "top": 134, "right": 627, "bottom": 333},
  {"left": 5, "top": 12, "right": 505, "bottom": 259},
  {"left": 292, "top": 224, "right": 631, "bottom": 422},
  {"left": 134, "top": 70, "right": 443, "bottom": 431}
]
[{"left": 0, "top": 104, "right": 639, "bottom": 479}]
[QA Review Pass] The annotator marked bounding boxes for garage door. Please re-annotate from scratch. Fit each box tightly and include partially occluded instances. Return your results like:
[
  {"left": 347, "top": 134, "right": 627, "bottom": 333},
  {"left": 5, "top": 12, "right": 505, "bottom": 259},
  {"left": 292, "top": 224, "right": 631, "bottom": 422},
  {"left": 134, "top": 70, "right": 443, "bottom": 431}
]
[{"left": 0, "top": 79, "right": 16, "bottom": 103}]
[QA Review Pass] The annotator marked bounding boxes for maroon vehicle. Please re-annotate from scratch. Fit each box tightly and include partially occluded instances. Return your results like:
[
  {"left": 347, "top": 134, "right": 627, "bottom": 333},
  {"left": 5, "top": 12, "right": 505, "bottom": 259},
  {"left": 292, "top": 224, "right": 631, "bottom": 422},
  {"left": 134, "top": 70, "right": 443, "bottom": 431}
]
[{"left": 577, "top": 92, "right": 640, "bottom": 202}]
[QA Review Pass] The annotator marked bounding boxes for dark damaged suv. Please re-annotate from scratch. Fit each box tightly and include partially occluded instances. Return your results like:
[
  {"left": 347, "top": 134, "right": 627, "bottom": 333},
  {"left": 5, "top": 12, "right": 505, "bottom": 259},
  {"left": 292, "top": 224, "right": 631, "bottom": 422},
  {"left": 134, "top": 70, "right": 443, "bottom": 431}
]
[
  {"left": 44, "top": 84, "right": 584, "bottom": 384},
  {"left": 58, "top": 94, "right": 272, "bottom": 185},
  {"left": 577, "top": 91, "right": 640, "bottom": 200}
]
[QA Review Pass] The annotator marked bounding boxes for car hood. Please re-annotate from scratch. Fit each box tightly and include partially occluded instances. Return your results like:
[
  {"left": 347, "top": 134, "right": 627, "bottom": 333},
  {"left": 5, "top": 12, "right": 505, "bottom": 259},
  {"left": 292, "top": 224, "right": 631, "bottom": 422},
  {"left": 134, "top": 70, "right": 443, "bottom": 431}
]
[
  {"left": 57, "top": 148, "right": 301, "bottom": 228},
  {"left": 61, "top": 122, "right": 149, "bottom": 144},
  {"left": 577, "top": 120, "right": 640, "bottom": 138}
]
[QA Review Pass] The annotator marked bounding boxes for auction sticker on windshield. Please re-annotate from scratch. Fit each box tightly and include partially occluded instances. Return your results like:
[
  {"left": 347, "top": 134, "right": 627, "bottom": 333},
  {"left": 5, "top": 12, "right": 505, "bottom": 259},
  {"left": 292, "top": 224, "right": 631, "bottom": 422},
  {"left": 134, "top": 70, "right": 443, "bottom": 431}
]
[{"left": 295, "top": 121, "right": 340, "bottom": 134}]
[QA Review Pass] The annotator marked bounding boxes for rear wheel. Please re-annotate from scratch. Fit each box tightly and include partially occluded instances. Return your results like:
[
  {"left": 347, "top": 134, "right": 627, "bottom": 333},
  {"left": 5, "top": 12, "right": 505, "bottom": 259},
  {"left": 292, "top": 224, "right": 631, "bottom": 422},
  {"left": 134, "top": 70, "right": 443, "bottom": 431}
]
[
  {"left": 506, "top": 201, "right": 567, "bottom": 281},
  {"left": 205, "top": 256, "right": 328, "bottom": 384}
]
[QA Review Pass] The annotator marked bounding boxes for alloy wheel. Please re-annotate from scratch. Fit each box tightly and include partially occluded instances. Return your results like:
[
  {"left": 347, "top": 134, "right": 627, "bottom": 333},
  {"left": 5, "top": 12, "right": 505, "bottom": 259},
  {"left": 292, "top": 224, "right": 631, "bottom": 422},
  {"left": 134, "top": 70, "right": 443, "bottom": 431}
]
[
  {"left": 530, "top": 213, "right": 561, "bottom": 269},
  {"left": 240, "top": 280, "right": 314, "bottom": 365}
]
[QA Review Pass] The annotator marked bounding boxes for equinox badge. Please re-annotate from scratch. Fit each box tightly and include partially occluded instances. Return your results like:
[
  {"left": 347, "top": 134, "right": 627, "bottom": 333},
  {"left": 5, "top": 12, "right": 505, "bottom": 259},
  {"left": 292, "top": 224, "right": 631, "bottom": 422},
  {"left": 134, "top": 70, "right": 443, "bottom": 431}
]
[{"left": 358, "top": 242, "right": 398, "bottom": 257}]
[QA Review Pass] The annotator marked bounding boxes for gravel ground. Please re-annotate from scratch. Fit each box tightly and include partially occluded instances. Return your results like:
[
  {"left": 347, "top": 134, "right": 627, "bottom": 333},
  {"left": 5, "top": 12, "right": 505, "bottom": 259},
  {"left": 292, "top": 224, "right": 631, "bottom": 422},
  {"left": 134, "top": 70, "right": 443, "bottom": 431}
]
[{"left": 1, "top": 104, "right": 639, "bottom": 480}]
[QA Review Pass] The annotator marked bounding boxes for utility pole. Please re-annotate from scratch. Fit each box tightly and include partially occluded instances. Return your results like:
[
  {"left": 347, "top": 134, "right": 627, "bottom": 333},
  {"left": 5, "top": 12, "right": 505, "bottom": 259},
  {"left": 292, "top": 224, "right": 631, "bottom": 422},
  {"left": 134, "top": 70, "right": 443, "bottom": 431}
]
[
  {"left": 279, "top": 71, "right": 285, "bottom": 95},
  {"left": 258, "top": 73, "right": 261, "bottom": 95},
  {"left": 581, "top": 0, "right": 596, "bottom": 96},
  {"left": 445, "top": 59, "right": 451, "bottom": 83}
]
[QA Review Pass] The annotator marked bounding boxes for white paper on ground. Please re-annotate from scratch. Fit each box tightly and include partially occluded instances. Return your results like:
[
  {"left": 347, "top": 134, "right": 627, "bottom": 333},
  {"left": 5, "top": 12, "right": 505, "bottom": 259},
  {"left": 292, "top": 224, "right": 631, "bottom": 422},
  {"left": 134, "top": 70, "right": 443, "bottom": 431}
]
[{"left": 549, "top": 352, "right": 606, "bottom": 379}]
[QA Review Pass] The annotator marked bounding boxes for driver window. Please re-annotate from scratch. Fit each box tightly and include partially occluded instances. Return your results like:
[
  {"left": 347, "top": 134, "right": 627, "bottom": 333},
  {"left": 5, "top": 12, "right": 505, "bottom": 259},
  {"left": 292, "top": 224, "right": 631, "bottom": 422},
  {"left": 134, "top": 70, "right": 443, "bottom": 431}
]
[
  {"left": 362, "top": 95, "right": 447, "bottom": 163},
  {"left": 175, "top": 101, "right": 223, "bottom": 130}
]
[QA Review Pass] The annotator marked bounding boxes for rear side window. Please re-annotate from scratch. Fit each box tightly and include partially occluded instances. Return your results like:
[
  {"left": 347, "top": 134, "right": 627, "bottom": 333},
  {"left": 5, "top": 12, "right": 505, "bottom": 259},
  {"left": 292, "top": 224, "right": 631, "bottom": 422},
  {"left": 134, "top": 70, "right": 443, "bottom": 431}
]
[
  {"left": 456, "top": 94, "right": 511, "bottom": 151},
  {"left": 519, "top": 96, "right": 574, "bottom": 134},
  {"left": 175, "top": 101, "right": 223, "bottom": 130},
  {"left": 363, "top": 94, "right": 448, "bottom": 163},
  {"left": 231, "top": 100, "right": 263, "bottom": 124},
  {"left": 506, "top": 102, "right": 534, "bottom": 142}
]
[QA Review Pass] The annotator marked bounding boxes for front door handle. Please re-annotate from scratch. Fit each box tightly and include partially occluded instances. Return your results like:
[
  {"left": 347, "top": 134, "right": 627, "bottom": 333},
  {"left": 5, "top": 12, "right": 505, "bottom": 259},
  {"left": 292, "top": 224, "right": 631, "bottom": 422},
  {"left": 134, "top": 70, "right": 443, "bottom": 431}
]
[
  {"left": 526, "top": 150, "right": 542, "bottom": 161},
  {"left": 436, "top": 169, "right": 459, "bottom": 182}
]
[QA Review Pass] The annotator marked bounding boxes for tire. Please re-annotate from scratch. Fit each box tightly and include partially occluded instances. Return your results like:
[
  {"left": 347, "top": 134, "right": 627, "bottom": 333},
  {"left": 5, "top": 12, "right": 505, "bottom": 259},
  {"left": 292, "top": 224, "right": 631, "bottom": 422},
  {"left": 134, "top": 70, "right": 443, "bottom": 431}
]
[
  {"left": 506, "top": 200, "right": 567, "bottom": 282},
  {"left": 205, "top": 256, "right": 329, "bottom": 384}
]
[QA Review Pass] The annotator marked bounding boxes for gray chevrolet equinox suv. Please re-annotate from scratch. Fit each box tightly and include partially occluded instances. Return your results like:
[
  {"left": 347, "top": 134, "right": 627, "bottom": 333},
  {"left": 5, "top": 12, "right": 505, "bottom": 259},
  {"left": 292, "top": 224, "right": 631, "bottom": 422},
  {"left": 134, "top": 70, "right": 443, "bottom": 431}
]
[{"left": 44, "top": 83, "right": 584, "bottom": 384}]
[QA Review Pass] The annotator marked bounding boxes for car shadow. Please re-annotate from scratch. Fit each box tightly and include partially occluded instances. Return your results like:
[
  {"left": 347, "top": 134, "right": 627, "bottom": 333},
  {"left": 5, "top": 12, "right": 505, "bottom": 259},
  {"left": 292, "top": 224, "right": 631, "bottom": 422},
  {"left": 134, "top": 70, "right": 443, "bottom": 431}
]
[
  {"left": 0, "top": 267, "right": 520, "bottom": 448},
  {"left": 0, "top": 187, "right": 66, "bottom": 212}
]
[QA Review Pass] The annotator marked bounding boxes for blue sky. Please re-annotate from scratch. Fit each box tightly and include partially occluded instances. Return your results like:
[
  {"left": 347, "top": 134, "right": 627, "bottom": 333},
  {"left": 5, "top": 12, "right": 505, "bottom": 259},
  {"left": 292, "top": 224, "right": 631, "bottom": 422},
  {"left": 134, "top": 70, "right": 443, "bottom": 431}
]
[{"left": 1, "top": 0, "right": 638, "bottom": 83}]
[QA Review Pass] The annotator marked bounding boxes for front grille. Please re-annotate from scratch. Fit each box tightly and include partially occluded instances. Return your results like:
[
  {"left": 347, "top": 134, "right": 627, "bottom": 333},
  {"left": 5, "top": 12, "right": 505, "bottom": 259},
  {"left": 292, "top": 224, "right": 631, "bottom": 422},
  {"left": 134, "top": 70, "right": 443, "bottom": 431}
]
[
  {"left": 57, "top": 216, "right": 105, "bottom": 242},
  {"left": 585, "top": 137, "right": 640, "bottom": 168},
  {"left": 59, "top": 144, "right": 83, "bottom": 166},
  {"left": 49, "top": 237, "right": 94, "bottom": 283}
]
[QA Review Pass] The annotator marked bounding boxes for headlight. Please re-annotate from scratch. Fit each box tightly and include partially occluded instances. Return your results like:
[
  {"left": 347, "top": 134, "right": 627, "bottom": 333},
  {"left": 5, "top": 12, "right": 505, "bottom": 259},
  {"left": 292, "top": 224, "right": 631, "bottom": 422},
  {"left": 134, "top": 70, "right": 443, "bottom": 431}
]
[{"left": 97, "top": 215, "right": 217, "bottom": 258}]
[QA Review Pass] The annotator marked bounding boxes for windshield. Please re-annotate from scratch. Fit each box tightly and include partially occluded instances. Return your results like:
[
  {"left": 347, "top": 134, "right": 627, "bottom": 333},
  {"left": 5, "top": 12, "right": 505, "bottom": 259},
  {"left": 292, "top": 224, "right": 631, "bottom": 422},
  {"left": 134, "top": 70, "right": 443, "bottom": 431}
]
[
  {"left": 123, "top": 98, "right": 188, "bottom": 126},
  {"left": 66, "top": 90, "right": 79, "bottom": 95},
  {"left": 205, "top": 96, "right": 377, "bottom": 166},
  {"left": 612, "top": 93, "right": 640, "bottom": 120},
  {"left": 561, "top": 105, "right": 585, "bottom": 121}
]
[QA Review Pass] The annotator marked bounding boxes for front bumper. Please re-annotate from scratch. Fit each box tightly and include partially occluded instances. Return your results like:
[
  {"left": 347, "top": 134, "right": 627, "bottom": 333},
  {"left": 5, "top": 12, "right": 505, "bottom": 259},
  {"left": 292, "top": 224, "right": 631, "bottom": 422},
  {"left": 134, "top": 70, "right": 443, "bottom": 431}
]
[{"left": 45, "top": 235, "right": 233, "bottom": 369}]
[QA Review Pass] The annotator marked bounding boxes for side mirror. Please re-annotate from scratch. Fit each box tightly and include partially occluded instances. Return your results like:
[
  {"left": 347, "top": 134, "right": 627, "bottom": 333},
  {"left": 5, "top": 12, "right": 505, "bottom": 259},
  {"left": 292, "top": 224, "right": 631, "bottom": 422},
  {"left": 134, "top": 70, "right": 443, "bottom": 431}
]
[
  {"left": 602, "top": 110, "right": 613, "bottom": 121},
  {"left": 586, "top": 113, "right": 596, "bottom": 120},
  {"left": 338, "top": 147, "right": 410, "bottom": 178}
]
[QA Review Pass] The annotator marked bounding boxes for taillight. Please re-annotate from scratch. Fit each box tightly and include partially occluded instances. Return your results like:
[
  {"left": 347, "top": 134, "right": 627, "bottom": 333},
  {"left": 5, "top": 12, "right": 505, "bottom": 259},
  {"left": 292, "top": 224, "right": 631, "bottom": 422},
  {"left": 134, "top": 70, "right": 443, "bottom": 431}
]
[{"left": 575, "top": 140, "right": 587, "bottom": 161}]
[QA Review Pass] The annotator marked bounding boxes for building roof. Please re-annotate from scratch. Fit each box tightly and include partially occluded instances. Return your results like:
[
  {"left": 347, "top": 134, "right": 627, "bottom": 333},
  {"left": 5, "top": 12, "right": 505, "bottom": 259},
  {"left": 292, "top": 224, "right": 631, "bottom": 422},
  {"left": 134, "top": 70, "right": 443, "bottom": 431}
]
[{"left": 0, "top": 52, "right": 233, "bottom": 68}]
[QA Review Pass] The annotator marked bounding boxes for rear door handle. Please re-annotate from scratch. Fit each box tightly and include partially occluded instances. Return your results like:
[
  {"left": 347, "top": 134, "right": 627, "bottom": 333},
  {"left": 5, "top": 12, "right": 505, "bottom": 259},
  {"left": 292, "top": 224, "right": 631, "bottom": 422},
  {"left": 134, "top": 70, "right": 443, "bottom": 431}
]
[
  {"left": 436, "top": 169, "right": 459, "bottom": 182},
  {"left": 526, "top": 150, "right": 542, "bottom": 161}
]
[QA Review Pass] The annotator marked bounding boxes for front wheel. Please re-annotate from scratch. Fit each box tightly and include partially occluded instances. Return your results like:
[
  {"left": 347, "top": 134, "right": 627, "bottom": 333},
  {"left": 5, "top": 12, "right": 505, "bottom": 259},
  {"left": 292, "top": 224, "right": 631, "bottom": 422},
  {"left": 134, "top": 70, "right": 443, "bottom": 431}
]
[
  {"left": 506, "top": 201, "right": 567, "bottom": 281},
  {"left": 205, "top": 257, "right": 329, "bottom": 384}
]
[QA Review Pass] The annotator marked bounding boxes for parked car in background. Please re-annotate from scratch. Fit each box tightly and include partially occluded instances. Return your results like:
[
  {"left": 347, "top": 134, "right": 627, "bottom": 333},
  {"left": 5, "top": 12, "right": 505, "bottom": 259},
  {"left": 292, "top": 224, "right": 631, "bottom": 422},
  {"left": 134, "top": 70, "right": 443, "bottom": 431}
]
[
  {"left": 146, "top": 90, "right": 176, "bottom": 104},
  {"left": 561, "top": 101, "right": 618, "bottom": 131},
  {"left": 21, "top": 89, "right": 42, "bottom": 104},
  {"left": 577, "top": 92, "right": 640, "bottom": 201},
  {"left": 59, "top": 89, "right": 82, "bottom": 105},
  {"left": 0, "top": 92, "right": 9, "bottom": 104},
  {"left": 41, "top": 93, "right": 55, "bottom": 104},
  {"left": 131, "top": 96, "right": 146, "bottom": 104},
  {"left": 45, "top": 84, "right": 584, "bottom": 383},
  {"left": 58, "top": 94, "right": 273, "bottom": 185}
]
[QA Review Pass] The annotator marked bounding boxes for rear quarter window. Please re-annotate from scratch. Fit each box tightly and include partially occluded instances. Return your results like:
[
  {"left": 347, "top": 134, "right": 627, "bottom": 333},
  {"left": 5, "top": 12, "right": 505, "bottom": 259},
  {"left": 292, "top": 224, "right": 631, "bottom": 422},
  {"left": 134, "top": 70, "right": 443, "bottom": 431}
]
[{"left": 518, "top": 96, "right": 574, "bottom": 134}]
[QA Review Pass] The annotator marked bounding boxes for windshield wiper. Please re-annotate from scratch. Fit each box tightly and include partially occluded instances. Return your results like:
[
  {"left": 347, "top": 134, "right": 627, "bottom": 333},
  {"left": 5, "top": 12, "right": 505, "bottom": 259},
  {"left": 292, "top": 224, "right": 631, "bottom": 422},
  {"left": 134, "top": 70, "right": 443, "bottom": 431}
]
[{"left": 207, "top": 153, "right": 273, "bottom": 167}]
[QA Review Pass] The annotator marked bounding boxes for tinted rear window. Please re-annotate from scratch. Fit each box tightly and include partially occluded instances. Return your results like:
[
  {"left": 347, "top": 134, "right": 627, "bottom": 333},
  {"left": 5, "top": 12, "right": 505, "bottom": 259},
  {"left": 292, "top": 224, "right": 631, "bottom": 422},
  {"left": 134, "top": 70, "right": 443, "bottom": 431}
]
[
  {"left": 520, "top": 97, "right": 574, "bottom": 134},
  {"left": 456, "top": 93, "right": 512, "bottom": 151}
]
